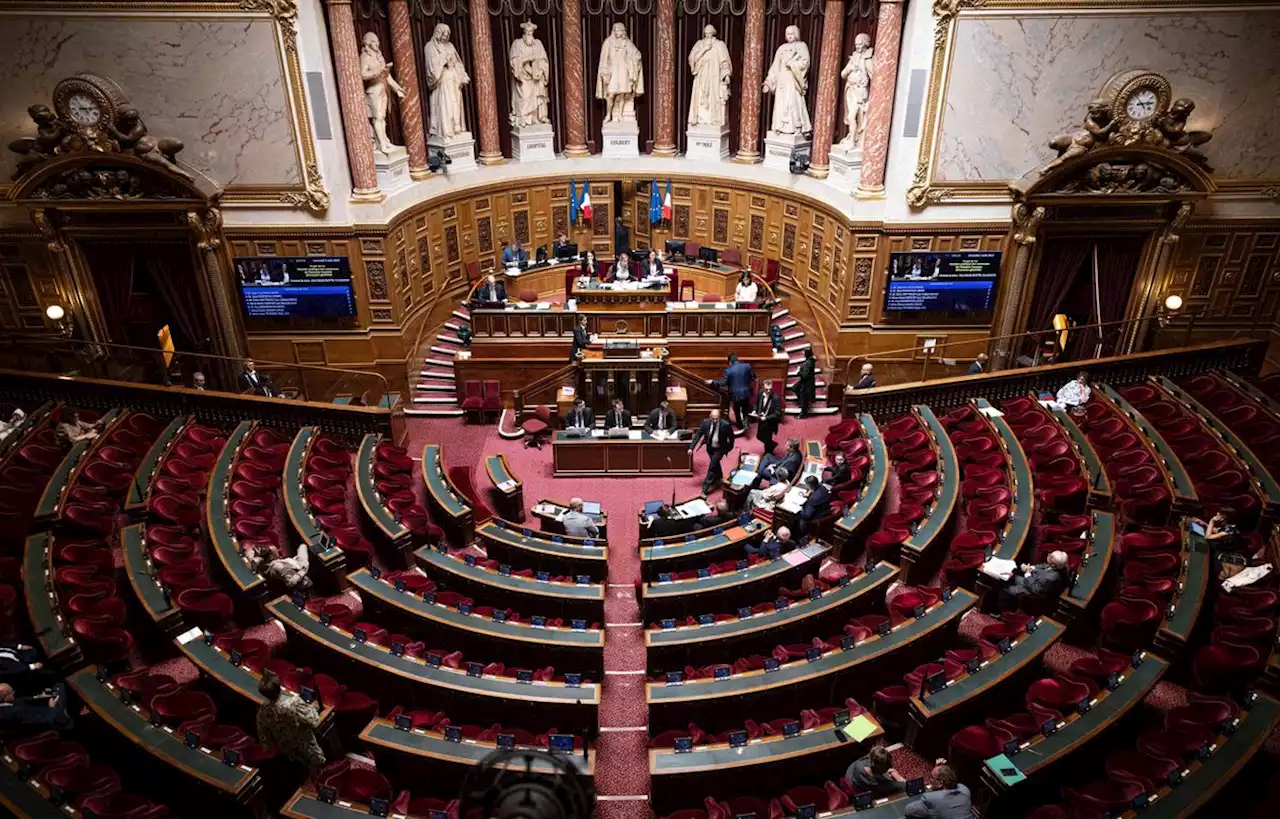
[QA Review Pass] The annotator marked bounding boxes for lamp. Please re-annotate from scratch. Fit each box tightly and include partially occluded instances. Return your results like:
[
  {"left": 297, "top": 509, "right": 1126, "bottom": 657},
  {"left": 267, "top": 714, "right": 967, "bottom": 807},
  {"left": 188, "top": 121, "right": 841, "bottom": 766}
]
[
  {"left": 44, "top": 304, "right": 64, "bottom": 321},
  {"left": 1164, "top": 294, "right": 1183, "bottom": 312},
  {"left": 45, "top": 303, "right": 73, "bottom": 337}
]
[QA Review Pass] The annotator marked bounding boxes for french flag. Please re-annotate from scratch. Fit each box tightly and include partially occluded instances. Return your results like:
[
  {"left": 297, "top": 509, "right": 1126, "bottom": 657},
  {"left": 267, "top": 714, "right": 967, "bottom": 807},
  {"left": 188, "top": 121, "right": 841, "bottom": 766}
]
[
  {"left": 580, "top": 188, "right": 593, "bottom": 222},
  {"left": 662, "top": 180, "right": 672, "bottom": 222}
]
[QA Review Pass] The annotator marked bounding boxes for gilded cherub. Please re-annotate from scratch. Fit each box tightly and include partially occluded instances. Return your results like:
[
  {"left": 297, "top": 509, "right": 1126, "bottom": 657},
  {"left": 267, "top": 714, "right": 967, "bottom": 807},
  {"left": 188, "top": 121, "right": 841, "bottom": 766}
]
[
  {"left": 1155, "top": 98, "right": 1213, "bottom": 170},
  {"left": 1041, "top": 99, "right": 1115, "bottom": 175},
  {"left": 106, "top": 107, "right": 193, "bottom": 181},
  {"left": 8, "top": 104, "right": 69, "bottom": 179}
]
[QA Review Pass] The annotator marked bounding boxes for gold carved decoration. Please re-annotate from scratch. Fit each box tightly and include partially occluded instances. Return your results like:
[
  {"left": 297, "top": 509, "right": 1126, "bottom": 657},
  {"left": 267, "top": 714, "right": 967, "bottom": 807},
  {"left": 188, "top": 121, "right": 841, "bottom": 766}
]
[
  {"left": 1010, "top": 203, "right": 1045, "bottom": 247},
  {"left": 187, "top": 208, "right": 224, "bottom": 251},
  {"left": 238, "top": 0, "right": 298, "bottom": 53}
]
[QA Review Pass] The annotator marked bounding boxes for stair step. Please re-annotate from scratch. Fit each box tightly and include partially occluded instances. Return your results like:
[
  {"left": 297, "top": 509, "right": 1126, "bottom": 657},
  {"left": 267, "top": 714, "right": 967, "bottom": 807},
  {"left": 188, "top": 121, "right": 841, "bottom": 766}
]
[
  {"left": 451, "top": 309, "right": 469, "bottom": 322},
  {"left": 405, "top": 407, "right": 466, "bottom": 418},
  {"left": 420, "top": 368, "right": 454, "bottom": 378},
  {"left": 787, "top": 380, "right": 827, "bottom": 390},
  {"left": 437, "top": 335, "right": 464, "bottom": 346},
  {"left": 774, "top": 319, "right": 797, "bottom": 331},
  {"left": 444, "top": 321, "right": 461, "bottom": 331},
  {"left": 783, "top": 331, "right": 804, "bottom": 342},
  {"left": 413, "top": 395, "right": 459, "bottom": 405},
  {"left": 416, "top": 383, "right": 455, "bottom": 393},
  {"left": 784, "top": 405, "right": 839, "bottom": 416},
  {"left": 772, "top": 308, "right": 790, "bottom": 320},
  {"left": 423, "top": 357, "right": 454, "bottom": 368},
  {"left": 429, "top": 346, "right": 457, "bottom": 357},
  {"left": 784, "top": 341, "right": 812, "bottom": 352}
]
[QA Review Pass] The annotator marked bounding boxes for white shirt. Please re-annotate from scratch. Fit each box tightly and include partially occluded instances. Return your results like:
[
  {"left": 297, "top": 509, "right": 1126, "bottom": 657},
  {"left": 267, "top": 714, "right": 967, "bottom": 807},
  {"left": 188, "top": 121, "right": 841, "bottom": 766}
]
[
  {"left": 613, "top": 264, "right": 631, "bottom": 281},
  {"left": 735, "top": 281, "right": 759, "bottom": 303},
  {"left": 648, "top": 262, "right": 662, "bottom": 278},
  {"left": 1055, "top": 380, "right": 1091, "bottom": 407}
]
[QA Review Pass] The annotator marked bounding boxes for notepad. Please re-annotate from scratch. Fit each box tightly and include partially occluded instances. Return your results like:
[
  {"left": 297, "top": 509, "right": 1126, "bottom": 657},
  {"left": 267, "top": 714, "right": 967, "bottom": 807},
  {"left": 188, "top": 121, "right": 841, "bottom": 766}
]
[
  {"left": 840, "top": 714, "right": 878, "bottom": 742},
  {"left": 984, "top": 754, "right": 1026, "bottom": 786},
  {"left": 731, "top": 470, "right": 759, "bottom": 487},
  {"left": 782, "top": 549, "right": 810, "bottom": 567},
  {"left": 978, "top": 406, "right": 1005, "bottom": 418}
]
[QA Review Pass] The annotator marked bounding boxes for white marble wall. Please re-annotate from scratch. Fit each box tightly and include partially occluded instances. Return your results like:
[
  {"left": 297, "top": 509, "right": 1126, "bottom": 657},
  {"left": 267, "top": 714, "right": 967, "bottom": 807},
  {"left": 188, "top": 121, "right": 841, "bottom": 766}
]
[
  {"left": 935, "top": 9, "right": 1280, "bottom": 182},
  {"left": 0, "top": 15, "right": 300, "bottom": 187}
]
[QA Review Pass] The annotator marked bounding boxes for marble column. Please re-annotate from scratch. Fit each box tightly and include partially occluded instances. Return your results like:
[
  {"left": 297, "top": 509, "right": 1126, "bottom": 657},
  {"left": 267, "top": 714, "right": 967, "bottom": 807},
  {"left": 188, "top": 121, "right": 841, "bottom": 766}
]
[
  {"left": 326, "top": 0, "right": 382, "bottom": 201},
  {"left": 469, "top": 0, "right": 504, "bottom": 164},
  {"left": 652, "top": 0, "right": 677, "bottom": 156},
  {"left": 562, "top": 0, "right": 589, "bottom": 157},
  {"left": 734, "top": 0, "right": 766, "bottom": 163},
  {"left": 387, "top": 0, "right": 428, "bottom": 179},
  {"left": 807, "top": 0, "right": 846, "bottom": 178},
  {"left": 855, "top": 0, "right": 903, "bottom": 197}
]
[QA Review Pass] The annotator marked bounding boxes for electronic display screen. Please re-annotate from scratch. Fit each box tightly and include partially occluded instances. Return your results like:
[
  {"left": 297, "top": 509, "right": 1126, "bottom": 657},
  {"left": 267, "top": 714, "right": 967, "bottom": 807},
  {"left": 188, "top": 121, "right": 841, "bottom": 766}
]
[
  {"left": 236, "top": 256, "right": 356, "bottom": 318},
  {"left": 883, "top": 251, "right": 1001, "bottom": 321}
]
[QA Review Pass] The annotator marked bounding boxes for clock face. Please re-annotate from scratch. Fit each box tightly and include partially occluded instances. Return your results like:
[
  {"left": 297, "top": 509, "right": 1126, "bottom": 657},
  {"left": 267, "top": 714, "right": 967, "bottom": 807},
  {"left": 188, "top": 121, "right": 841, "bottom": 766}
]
[
  {"left": 68, "top": 93, "right": 102, "bottom": 126},
  {"left": 1125, "top": 89, "right": 1159, "bottom": 121}
]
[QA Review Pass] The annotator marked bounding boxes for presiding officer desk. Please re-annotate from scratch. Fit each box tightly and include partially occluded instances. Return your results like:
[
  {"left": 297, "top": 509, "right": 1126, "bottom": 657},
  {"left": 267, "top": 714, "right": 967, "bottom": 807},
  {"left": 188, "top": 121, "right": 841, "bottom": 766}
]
[{"left": 552, "top": 429, "right": 693, "bottom": 476}]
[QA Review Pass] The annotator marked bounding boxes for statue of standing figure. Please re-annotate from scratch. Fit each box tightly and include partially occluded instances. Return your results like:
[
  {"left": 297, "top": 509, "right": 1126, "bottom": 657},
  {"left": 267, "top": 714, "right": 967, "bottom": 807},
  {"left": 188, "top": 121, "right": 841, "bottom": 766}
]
[
  {"left": 839, "top": 33, "right": 874, "bottom": 149},
  {"left": 424, "top": 23, "right": 471, "bottom": 139},
  {"left": 687, "top": 25, "right": 732, "bottom": 128},
  {"left": 762, "top": 25, "right": 812, "bottom": 136},
  {"left": 509, "top": 21, "right": 550, "bottom": 127},
  {"left": 361, "top": 32, "right": 405, "bottom": 155},
  {"left": 596, "top": 22, "right": 644, "bottom": 124}
]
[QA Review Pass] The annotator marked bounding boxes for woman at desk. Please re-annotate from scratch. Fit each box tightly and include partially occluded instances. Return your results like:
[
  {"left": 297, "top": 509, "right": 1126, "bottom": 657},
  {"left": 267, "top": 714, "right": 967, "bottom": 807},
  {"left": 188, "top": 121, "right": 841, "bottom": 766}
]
[
  {"left": 735, "top": 271, "right": 759, "bottom": 304},
  {"left": 580, "top": 250, "right": 597, "bottom": 279},
  {"left": 645, "top": 249, "right": 664, "bottom": 279},
  {"left": 608, "top": 252, "right": 633, "bottom": 282}
]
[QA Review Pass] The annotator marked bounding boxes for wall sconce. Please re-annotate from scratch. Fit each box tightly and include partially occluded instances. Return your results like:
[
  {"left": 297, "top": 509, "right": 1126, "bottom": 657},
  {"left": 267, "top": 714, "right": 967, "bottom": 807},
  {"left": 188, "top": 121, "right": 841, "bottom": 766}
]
[
  {"left": 1158, "top": 294, "right": 1183, "bottom": 328},
  {"left": 45, "top": 303, "right": 73, "bottom": 338}
]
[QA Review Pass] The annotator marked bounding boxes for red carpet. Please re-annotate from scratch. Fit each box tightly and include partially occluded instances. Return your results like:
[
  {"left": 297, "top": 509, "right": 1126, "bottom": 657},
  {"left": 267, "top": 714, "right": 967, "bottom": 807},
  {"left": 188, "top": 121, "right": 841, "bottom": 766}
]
[{"left": 405, "top": 412, "right": 839, "bottom": 810}]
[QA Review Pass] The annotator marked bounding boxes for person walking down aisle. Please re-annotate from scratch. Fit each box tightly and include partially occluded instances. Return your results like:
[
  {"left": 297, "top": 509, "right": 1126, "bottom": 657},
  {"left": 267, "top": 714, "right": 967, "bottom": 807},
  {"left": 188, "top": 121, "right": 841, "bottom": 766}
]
[
  {"left": 752, "top": 380, "right": 783, "bottom": 454},
  {"left": 714, "top": 354, "right": 755, "bottom": 430},
  {"left": 256, "top": 670, "right": 325, "bottom": 777},
  {"left": 689, "top": 408, "right": 736, "bottom": 496}
]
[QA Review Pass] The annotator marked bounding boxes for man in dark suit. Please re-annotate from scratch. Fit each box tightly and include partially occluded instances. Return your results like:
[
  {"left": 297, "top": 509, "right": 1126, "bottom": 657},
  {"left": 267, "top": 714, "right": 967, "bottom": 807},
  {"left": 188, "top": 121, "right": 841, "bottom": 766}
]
[
  {"left": 0, "top": 681, "right": 70, "bottom": 730},
  {"left": 564, "top": 398, "right": 594, "bottom": 430},
  {"left": 798, "top": 475, "right": 831, "bottom": 534},
  {"left": 645, "top": 399, "right": 678, "bottom": 434},
  {"left": 823, "top": 451, "right": 851, "bottom": 488},
  {"left": 644, "top": 504, "right": 695, "bottom": 540},
  {"left": 752, "top": 380, "right": 783, "bottom": 454},
  {"left": 794, "top": 348, "right": 817, "bottom": 418},
  {"left": 689, "top": 408, "right": 736, "bottom": 496},
  {"left": 746, "top": 525, "right": 794, "bottom": 559},
  {"left": 904, "top": 763, "right": 971, "bottom": 819},
  {"left": 605, "top": 399, "right": 632, "bottom": 430},
  {"left": 697, "top": 500, "right": 733, "bottom": 529},
  {"left": 714, "top": 354, "right": 756, "bottom": 430},
  {"left": 998, "top": 551, "right": 1070, "bottom": 611},
  {"left": 477, "top": 274, "right": 507, "bottom": 303},
  {"left": 759, "top": 438, "right": 802, "bottom": 486},
  {"left": 501, "top": 239, "right": 528, "bottom": 266},
  {"left": 853, "top": 362, "right": 877, "bottom": 390},
  {"left": 614, "top": 216, "right": 630, "bottom": 255},
  {"left": 569, "top": 315, "right": 590, "bottom": 361},
  {"left": 238, "top": 360, "right": 276, "bottom": 397},
  {"left": 968, "top": 353, "right": 989, "bottom": 375}
]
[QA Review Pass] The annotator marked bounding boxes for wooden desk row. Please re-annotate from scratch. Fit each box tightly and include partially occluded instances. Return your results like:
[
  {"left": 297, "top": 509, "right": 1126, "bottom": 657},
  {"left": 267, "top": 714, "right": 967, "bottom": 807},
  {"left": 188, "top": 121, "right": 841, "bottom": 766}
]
[
  {"left": 1099, "top": 383, "right": 1199, "bottom": 512},
  {"left": 1056, "top": 510, "right": 1117, "bottom": 628},
  {"left": 474, "top": 518, "right": 609, "bottom": 581},
  {"left": 640, "top": 517, "right": 771, "bottom": 579},
  {"left": 485, "top": 453, "right": 524, "bottom": 521},
  {"left": 422, "top": 444, "right": 473, "bottom": 542},
  {"left": 1155, "top": 519, "right": 1211, "bottom": 659},
  {"left": 552, "top": 430, "right": 694, "bottom": 477},
  {"left": 122, "top": 521, "right": 183, "bottom": 634},
  {"left": 640, "top": 543, "right": 830, "bottom": 620},
  {"left": 356, "top": 433, "right": 411, "bottom": 544},
  {"left": 124, "top": 413, "right": 188, "bottom": 512},
  {"left": 283, "top": 426, "right": 345, "bottom": 570},
  {"left": 207, "top": 421, "right": 266, "bottom": 600},
  {"left": 361, "top": 717, "right": 594, "bottom": 780},
  {"left": 1047, "top": 403, "right": 1112, "bottom": 507},
  {"left": 22, "top": 531, "right": 81, "bottom": 667},
  {"left": 34, "top": 408, "right": 124, "bottom": 521},
  {"left": 834, "top": 415, "right": 890, "bottom": 544},
  {"left": 898, "top": 406, "right": 958, "bottom": 581},
  {"left": 413, "top": 544, "right": 604, "bottom": 619}
]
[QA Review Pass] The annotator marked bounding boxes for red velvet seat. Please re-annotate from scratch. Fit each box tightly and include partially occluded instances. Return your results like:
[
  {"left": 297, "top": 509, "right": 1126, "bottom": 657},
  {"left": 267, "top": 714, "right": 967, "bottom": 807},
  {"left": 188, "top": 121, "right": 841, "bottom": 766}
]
[
  {"left": 1063, "top": 782, "right": 1144, "bottom": 817},
  {"left": 9, "top": 732, "right": 88, "bottom": 772},
  {"left": 521, "top": 405, "right": 553, "bottom": 448},
  {"left": 1105, "top": 749, "right": 1178, "bottom": 792},
  {"left": 174, "top": 587, "right": 234, "bottom": 627},
  {"left": 781, "top": 785, "right": 830, "bottom": 815},
  {"left": 41, "top": 760, "right": 121, "bottom": 803},
  {"left": 316, "top": 759, "right": 392, "bottom": 804},
  {"left": 1099, "top": 598, "right": 1161, "bottom": 651},
  {"left": 1027, "top": 676, "right": 1092, "bottom": 712},
  {"left": 150, "top": 689, "right": 216, "bottom": 726},
  {"left": 1192, "top": 641, "right": 1263, "bottom": 693},
  {"left": 1138, "top": 725, "right": 1214, "bottom": 760},
  {"left": 62, "top": 504, "right": 114, "bottom": 535},
  {"left": 70, "top": 618, "right": 133, "bottom": 663},
  {"left": 1165, "top": 695, "right": 1236, "bottom": 732}
]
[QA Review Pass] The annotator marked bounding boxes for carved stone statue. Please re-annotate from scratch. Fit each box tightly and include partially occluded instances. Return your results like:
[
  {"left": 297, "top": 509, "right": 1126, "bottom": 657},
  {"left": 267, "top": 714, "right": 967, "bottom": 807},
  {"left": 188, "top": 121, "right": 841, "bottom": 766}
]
[
  {"left": 1041, "top": 99, "right": 1115, "bottom": 175},
  {"left": 509, "top": 21, "right": 550, "bottom": 127},
  {"left": 105, "top": 107, "right": 192, "bottom": 182},
  {"left": 360, "top": 31, "right": 405, "bottom": 155},
  {"left": 596, "top": 22, "right": 644, "bottom": 124},
  {"left": 687, "top": 25, "right": 732, "bottom": 128},
  {"left": 839, "top": 33, "right": 874, "bottom": 149},
  {"left": 424, "top": 23, "right": 471, "bottom": 139},
  {"left": 9, "top": 105, "right": 69, "bottom": 179},
  {"left": 1155, "top": 98, "right": 1213, "bottom": 170},
  {"left": 762, "top": 26, "right": 811, "bottom": 136}
]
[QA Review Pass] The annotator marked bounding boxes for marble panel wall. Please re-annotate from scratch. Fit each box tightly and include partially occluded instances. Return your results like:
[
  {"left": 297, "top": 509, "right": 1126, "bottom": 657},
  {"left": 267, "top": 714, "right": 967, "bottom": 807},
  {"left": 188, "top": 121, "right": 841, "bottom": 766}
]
[
  {"left": 935, "top": 8, "right": 1280, "bottom": 182},
  {"left": 0, "top": 15, "right": 301, "bottom": 187}
]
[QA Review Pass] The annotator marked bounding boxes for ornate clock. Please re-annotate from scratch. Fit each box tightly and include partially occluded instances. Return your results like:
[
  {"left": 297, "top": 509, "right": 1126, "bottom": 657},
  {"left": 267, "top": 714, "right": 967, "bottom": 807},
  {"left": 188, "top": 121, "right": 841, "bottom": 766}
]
[
  {"left": 51, "top": 74, "right": 131, "bottom": 150},
  {"left": 1101, "top": 69, "right": 1172, "bottom": 137}
]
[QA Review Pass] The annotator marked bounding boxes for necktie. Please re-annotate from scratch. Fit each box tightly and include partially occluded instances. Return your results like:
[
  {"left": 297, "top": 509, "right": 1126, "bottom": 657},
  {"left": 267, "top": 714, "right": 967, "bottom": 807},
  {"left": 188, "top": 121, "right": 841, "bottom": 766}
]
[
  {"left": 658, "top": 412, "right": 664, "bottom": 430},
  {"left": 711, "top": 424, "right": 718, "bottom": 449}
]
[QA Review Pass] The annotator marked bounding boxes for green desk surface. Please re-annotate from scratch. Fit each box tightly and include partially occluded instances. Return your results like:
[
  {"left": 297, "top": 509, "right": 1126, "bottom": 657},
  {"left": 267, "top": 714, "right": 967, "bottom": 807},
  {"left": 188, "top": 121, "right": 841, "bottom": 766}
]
[
  {"left": 641, "top": 518, "right": 769, "bottom": 562},
  {"left": 206, "top": 422, "right": 263, "bottom": 594},
  {"left": 903, "top": 406, "right": 958, "bottom": 554},
  {"left": 0, "top": 759, "right": 66, "bottom": 819},
  {"left": 422, "top": 444, "right": 467, "bottom": 518},
  {"left": 349, "top": 568, "right": 604, "bottom": 649},
  {"left": 486, "top": 455, "right": 517, "bottom": 488},
  {"left": 1050, "top": 406, "right": 1110, "bottom": 498},
  {"left": 646, "top": 562, "right": 895, "bottom": 648},
  {"left": 68, "top": 666, "right": 259, "bottom": 796},
  {"left": 361, "top": 718, "right": 594, "bottom": 775},
  {"left": 1159, "top": 376, "right": 1280, "bottom": 505},
  {"left": 176, "top": 625, "right": 269, "bottom": 705},
  {"left": 284, "top": 791, "right": 374, "bottom": 819},
  {"left": 35, "top": 408, "right": 121, "bottom": 519},
  {"left": 650, "top": 714, "right": 883, "bottom": 775},
  {"left": 22, "top": 532, "right": 74, "bottom": 661},
  {"left": 1100, "top": 384, "right": 1197, "bottom": 502},
  {"left": 356, "top": 434, "right": 409, "bottom": 542},
  {"left": 122, "top": 522, "right": 174, "bottom": 624},
  {"left": 976, "top": 399, "right": 1034, "bottom": 561},
  {"left": 912, "top": 617, "right": 1064, "bottom": 719},
  {"left": 837, "top": 415, "right": 888, "bottom": 534},
  {"left": 285, "top": 427, "right": 343, "bottom": 563},
  {"left": 648, "top": 589, "right": 977, "bottom": 705},
  {"left": 1124, "top": 693, "right": 1279, "bottom": 818},
  {"left": 1065, "top": 511, "right": 1116, "bottom": 608},
  {"left": 378, "top": 392, "right": 402, "bottom": 410},
  {"left": 994, "top": 652, "right": 1168, "bottom": 783},
  {"left": 478, "top": 520, "right": 608, "bottom": 563},
  {"left": 641, "top": 547, "right": 822, "bottom": 601},
  {"left": 0, "top": 400, "right": 52, "bottom": 465},
  {"left": 268, "top": 597, "right": 600, "bottom": 705},
  {"left": 126, "top": 414, "right": 186, "bottom": 509},
  {"left": 1161, "top": 522, "right": 1209, "bottom": 644},
  {"left": 414, "top": 546, "right": 604, "bottom": 602},
  {"left": 331, "top": 396, "right": 352, "bottom": 405}
]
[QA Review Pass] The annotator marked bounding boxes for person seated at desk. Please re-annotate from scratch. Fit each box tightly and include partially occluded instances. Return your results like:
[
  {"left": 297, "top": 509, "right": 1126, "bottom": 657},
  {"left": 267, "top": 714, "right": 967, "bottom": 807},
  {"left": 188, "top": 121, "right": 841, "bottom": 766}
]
[
  {"left": 246, "top": 543, "right": 312, "bottom": 590},
  {"left": 797, "top": 475, "right": 831, "bottom": 534},
  {"left": 759, "top": 438, "right": 802, "bottom": 486},
  {"left": 845, "top": 746, "right": 907, "bottom": 798},
  {"left": 553, "top": 233, "right": 573, "bottom": 258},
  {"left": 735, "top": 271, "right": 759, "bottom": 304},
  {"left": 646, "top": 399, "right": 678, "bottom": 434},
  {"left": 968, "top": 353, "right": 989, "bottom": 375},
  {"left": 997, "top": 550, "right": 1070, "bottom": 612},
  {"left": 746, "top": 525, "right": 793, "bottom": 559},
  {"left": 746, "top": 468, "right": 790, "bottom": 514},
  {"left": 644, "top": 503, "right": 696, "bottom": 540},
  {"left": 905, "top": 762, "right": 971, "bottom": 819},
  {"left": 1055, "top": 370, "right": 1091, "bottom": 410},
  {"left": 697, "top": 500, "right": 733, "bottom": 529},
  {"left": 852, "top": 362, "right": 877, "bottom": 390},
  {"left": 57, "top": 411, "right": 103, "bottom": 445},
  {"left": 580, "top": 250, "right": 598, "bottom": 279},
  {"left": 605, "top": 398, "right": 632, "bottom": 431},
  {"left": 824, "top": 451, "right": 851, "bottom": 488},
  {"left": 0, "top": 642, "right": 46, "bottom": 683},
  {"left": 0, "top": 682, "right": 71, "bottom": 730},
  {"left": 644, "top": 249, "right": 664, "bottom": 279},
  {"left": 561, "top": 498, "right": 599, "bottom": 538},
  {"left": 476, "top": 273, "right": 508, "bottom": 303},
  {"left": 0, "top": 408, "right": 26, "bottom": 442},
  {"left": 238, "top": 359, "right": 277, "bottom": 397},
  {"left": 608, "top": 252, "right": 633, "bottom": 282},
  {"left": 564, "top": 397, "right": 594, "bottom": 430},
  {"left": 501, "top": 239, "right": 528, "bottom": 267}
]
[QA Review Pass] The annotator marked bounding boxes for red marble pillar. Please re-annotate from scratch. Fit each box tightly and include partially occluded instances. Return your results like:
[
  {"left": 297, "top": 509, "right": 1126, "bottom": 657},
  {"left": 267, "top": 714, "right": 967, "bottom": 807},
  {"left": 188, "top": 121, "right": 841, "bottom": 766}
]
[
  {"left": 326, "top": 0, "right": 381, "bottom": 201},
  {"left": 807, "top": 0, "right": 846, "bottom": 178},
  {"left": 387, "top": 0, "right": 427, "bottom": 179},
  {"left": 856, "top": 0, "right": 904, "bottom": 196},
  {"left": 562, "top": 0, "right": 589, "bottom": 157},
  {"left": 469, "top": 1, "right": 503, "bottom": 164},
  {"left": 734, "top": 0, "right": 766, "bottom": 163},
  {"left": 652, "top": 0, "right": 677, "bottom": 156}
]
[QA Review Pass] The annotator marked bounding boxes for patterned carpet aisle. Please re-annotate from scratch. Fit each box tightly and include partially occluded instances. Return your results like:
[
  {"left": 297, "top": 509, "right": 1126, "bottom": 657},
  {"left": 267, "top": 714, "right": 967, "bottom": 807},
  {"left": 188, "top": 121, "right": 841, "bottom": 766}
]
[{"left": 405, "top": 412, "right": 838, "bottom": 814}]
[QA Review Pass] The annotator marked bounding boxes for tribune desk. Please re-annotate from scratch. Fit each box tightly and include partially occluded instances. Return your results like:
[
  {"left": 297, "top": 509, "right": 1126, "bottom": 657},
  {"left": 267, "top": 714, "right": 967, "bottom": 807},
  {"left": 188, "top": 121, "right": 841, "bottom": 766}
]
[{"left": 552, "top": 430, "right": 692, "bottom": 476}]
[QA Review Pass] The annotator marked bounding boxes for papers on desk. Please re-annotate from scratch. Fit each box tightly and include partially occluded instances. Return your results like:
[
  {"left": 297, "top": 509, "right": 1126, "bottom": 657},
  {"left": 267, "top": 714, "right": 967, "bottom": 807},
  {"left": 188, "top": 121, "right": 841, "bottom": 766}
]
[
  {"left": 714, "top": 302, "right": 730, "bottom": 309},
  {"left": 497, "top": 479, "right": 519, "bottom": 493},
  {"left": 731, "top": 470, "right": 758, "bottom": 487},
  {"left": 780, "top": 486, "right": 809, "bottom": 513},
  {"left": 840, "top": 714, "right": 879, "bottom": 742},
  {"left": 684, "top": 300, "right": 699, "bottom": 309},
  {"left": 626, "top": 430, "right": 643, "bottom": 440},
  {"left": 536, "top": 302, "right": 552, "bottom": 310},
  {"left": 982, "top": 556, "right": 1018, "bottom": 581},
  {"left": 649, "top": 429, "right": 674, "bottom": 440},
  {"left": 979, "top": 406, "right": 1005, "bottom": 418},
  {"left": 590, "top": 429, "right": 605, "bottom": 438},
  {"left": 782, "top": 549, "right": 810, "bottom": 567},
  {"left": 677, "top": 498, "right": 712, "bottom": 518},
  {"left": 801, "top": 542, "right": 827, "bottom": 559},
  {"left": 984, "top": 754, "right": 1026, "bottom": 786},
  {"left": 532, "top": 503, "right": 564, "bottom": 520},
  {"left": 562, "top": 387, "right": 576, "bottom": 396},
  {"left": 1040, "top": 399, "right": 1065, "bottom": 412}
]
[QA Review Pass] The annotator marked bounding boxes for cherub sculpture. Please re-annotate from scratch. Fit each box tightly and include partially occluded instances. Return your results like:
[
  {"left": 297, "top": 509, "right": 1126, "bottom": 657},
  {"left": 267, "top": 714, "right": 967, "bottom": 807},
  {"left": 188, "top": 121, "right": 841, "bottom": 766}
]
[
  {"left": 1155, "top": 98, "right": 1213, "bottom": 170},
  {"left": 8, "top": 104, "right": 69, "bottom": 179},
  {"left": 1041, "top": 99, "right": 1115, "bottom": 175},
  {"left": 106, "top": 108, "right": 193, "bottom": 181}
]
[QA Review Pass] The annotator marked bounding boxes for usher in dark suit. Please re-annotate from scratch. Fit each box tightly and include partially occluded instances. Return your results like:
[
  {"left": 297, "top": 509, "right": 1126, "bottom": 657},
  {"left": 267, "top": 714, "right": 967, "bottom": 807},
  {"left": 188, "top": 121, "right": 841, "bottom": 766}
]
[{"left": 690, "top": 416, "right": 736, "bottom": 494}]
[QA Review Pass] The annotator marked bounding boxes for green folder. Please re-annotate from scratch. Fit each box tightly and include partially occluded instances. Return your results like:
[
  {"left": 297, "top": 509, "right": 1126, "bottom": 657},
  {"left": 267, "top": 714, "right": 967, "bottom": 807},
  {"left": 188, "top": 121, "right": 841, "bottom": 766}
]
[
  {"left": 840, "top": 714, "right": 879, "bottom": 742},
  {"left": 984, "top": 753, "right": 1026, "bottom": 786}
]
